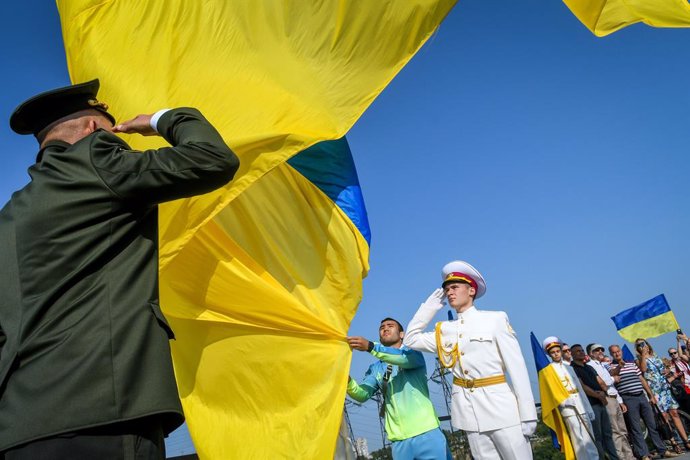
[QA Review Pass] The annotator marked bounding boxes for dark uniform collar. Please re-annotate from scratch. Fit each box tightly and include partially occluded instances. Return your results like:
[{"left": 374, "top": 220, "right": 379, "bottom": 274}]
[{"left": 36, "top": 140, "right": 71, "bottom": 163}]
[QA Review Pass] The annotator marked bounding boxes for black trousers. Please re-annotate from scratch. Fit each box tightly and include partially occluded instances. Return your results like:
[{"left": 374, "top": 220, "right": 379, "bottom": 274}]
[{"left": 3, "top": 419, "right": 166, "bottom": 460}]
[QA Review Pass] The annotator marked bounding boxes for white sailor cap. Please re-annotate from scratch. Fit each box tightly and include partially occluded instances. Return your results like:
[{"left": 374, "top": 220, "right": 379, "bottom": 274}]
[
  {"left": 542, "top": 336, "right": 561, "bottom": 352},
  {"left": 441, "top": 260, "right": 486, "bottom": 299}
]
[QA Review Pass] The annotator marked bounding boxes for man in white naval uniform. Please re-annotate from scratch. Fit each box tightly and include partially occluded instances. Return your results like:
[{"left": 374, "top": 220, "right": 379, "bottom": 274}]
[
  {"left": 404, "top": 260, "right": 537, "bottom": 460},
  {"left": 542, "top": 336, "right": 599, "bottom": 460}
]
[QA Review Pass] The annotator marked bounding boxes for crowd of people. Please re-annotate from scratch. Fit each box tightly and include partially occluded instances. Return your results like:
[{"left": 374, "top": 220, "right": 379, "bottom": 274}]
[
  {"left": 344, "top": 259, "right": 690, "bottom": 460},
  {"left": 543, "top": 333, "right": 690, "bottom": 460},
  {"left": 2, "top": 79, "right": 686, "bottom": 460}
]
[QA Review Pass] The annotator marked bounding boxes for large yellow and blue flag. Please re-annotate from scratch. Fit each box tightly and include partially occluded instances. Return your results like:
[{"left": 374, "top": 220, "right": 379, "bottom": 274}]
[
  {"left": 56, "top": 0, "right": 456, "bottom": 458},
  {"left": 563, "top": 0, "right": 690, "bottom": 36},
  {"left": 612, "top": 294, "right": 679, "bottom": 342},
  {"left": 530, "top": 332, "right": 575, "bottom": 460}
]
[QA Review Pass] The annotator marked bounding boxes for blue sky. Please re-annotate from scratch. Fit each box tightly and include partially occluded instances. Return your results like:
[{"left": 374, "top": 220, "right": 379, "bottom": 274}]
[
  {"left": 345, "top": 1, "right": 690, "bottom": 450},
  {"left": 3, "top": 0, "right": 690, "bottom": 455}
]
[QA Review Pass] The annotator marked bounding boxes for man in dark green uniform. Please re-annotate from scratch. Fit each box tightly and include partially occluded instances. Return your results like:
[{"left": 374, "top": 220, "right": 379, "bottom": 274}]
[{"left": 0, "top": 79, "right": 239, "bottom": 459}]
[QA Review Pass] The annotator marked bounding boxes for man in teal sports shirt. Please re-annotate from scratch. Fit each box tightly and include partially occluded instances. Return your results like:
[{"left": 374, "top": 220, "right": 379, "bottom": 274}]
[{"left": 347, "top": 318, "right": 451, "bottom": 460}]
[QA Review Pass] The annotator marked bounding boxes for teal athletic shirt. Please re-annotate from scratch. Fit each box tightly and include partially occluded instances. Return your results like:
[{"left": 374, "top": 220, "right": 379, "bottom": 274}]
[{"left": 347, "top": 343, "right": 441, "bottom": 441}]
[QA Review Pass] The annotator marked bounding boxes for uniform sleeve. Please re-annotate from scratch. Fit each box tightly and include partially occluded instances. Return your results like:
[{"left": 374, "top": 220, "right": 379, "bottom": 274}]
[
  {"left": 494, "top": 312, "right": 538, "bottom": 423},
  {"left": 402, "top": 303, "right": 439, "bottom": 353},
  {"left": 347, "top": 364, "right": 380, "bottom": 403},
  {"left": 0, "top": 323, "right": 5, "bottom": 360},
  {"left": 370, "top": 343, "right": 425, "bottom": 369},
  {"left": 92, "top": 107, "right": 240, "bottom": 206}
]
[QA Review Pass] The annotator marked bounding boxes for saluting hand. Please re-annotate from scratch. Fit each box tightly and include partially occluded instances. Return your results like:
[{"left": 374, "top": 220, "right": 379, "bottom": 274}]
[
  {"left": 347, "top": 336, "right": 372, "bottom": 352},
  {"left": 422, "top": 288, "right": 445, "bottom": 311},
  {"left": 113, "top": 114, "right": 158, "bottom": 136}
]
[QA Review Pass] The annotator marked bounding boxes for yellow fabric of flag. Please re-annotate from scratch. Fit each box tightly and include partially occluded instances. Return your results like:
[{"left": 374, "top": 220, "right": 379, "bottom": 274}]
[
  {"left": 563, "top": 0, "right": 690, "bottom": 36},
  {"left": 539, "top": 365, "right": 575, "bottom": 460},
  {"left": 57, "top": 1, "right": 456, "bottom": 458}
]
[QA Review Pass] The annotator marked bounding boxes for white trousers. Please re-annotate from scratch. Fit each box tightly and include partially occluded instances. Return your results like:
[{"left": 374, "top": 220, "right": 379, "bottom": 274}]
[
  {"left": 466, "top": 424, "right": 533, "bottom": 460},
  {"left": 563, "top": 414, "right": 599, "bottom": 460}
]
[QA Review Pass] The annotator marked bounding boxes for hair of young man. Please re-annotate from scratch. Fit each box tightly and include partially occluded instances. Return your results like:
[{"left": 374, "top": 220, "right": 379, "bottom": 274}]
[{"left": 380, "top": 317, "right": 403, "bottom": 332}]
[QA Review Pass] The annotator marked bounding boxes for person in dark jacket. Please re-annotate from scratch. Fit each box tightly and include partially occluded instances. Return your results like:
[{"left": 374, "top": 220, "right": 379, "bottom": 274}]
[{"left": 0, "top": 79, "right": 239, "bottom": 459}]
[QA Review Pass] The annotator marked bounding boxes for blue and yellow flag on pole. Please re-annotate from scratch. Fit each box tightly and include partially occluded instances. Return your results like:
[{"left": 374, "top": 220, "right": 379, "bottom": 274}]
[
  {"left": 56, "top": 1, "right": 456, "bottom": 458},
  {"left": 530, "top": 332, "right": 574, "bottom": 460},
  {"left": 563, "top": 0, "right": 690, "bottom": 36},
  {"left": 622, "top": 344, "right": 636, "bottom": 362},
  {"left": 612, "top": 294, "right": 679, "bottom": 343}
]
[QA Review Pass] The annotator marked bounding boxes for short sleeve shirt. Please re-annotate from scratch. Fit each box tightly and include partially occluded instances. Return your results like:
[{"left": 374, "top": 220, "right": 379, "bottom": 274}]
[{"left": 572, "top": 361, "right": 603, "bottom": 406}]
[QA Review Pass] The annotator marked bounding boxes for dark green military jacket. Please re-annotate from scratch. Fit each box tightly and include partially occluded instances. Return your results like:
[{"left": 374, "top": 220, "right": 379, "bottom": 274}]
[{"left": 0, "top": 108, "right": 239, "bottom": 451}]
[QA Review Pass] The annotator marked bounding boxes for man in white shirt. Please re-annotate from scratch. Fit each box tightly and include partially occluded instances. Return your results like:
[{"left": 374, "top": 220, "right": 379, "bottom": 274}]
[
  {"left": 561, "top": 343, "right": 573, "bottom": 365},
  {"left": 404, "top": 260, "right": 537, "bottom": 460},
  {"left": 586, "top": 343, "right": 634, "bottom": 460}
]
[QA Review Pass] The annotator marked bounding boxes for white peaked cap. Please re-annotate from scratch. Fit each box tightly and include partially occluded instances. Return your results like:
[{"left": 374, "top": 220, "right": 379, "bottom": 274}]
[
  {"left": 441, "top": 260, "right": 486, "bottom": 299},
  {"left": 542, "top": 336, "right": 561, "bottom": 352}
]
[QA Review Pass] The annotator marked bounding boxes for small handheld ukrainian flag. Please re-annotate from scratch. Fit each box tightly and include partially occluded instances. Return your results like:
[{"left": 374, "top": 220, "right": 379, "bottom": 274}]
[
  {"left": 622, "top": 344, "right": 636, "bottom": 362},
  {"left": 611, "top": 294, "right": 680, "bottom": 342}
]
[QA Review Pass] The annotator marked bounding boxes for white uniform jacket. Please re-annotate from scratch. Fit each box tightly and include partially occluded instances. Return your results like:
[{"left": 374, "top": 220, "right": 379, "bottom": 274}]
[
  {"left": 404, "top": 305, "right": 537, "bottom": 432},
  {"left": 551, "top": 361, "right": 594, "bottom": 420}
]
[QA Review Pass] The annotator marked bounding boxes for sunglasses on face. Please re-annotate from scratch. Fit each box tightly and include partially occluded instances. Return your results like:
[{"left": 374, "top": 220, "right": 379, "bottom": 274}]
[{"left": 670, "top": 351, "right": 678, "bottom": 356}]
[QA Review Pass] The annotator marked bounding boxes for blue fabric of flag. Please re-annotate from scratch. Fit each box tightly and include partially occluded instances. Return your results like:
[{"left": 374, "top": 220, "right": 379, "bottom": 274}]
[
  {"left": 288, "top": 137, "right": 371, "bottom": 245},
  {"left": 611, "top": 294, "right": 670, "bottom": 330},
  {"left": 530, "top": 332, "right": 551, "bottom": 372},
  {"left": 622, "top": 344, "right": 635, "bottom": 362}
]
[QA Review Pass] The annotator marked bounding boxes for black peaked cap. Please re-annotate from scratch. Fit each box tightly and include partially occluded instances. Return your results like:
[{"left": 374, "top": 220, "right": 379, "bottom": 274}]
[{"left": 10, "top": 79, "right": 116, "bottom": 135}]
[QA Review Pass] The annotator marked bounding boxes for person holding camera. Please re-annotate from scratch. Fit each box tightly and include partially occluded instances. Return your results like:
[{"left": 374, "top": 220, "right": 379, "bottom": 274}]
[
  {"left": 668, "top": 333, "right": 690, "bottom": 413},
  {"left": 635, "top": 338, "right": 690, "bottom": 452}
]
